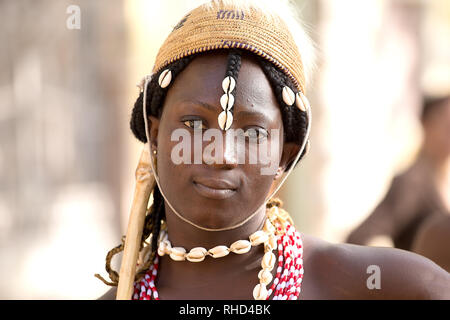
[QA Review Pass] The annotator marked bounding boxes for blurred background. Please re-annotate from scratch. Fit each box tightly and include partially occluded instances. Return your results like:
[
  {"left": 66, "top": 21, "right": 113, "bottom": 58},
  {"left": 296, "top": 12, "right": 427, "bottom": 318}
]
[{"left": 0, "top": 0, "right": 449, "bottom": 299}]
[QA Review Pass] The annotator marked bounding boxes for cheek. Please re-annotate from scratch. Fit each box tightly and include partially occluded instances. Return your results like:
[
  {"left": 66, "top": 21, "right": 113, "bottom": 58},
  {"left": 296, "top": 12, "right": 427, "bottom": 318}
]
[{"left": 242, "top": 138, "right": 280, "bottom": 195}]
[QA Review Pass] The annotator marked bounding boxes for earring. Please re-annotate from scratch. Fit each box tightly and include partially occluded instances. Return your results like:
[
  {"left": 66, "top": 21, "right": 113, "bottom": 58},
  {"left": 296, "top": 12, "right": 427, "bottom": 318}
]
[{"left": 152, "top": 148, "right": 158, "bottom": 171}]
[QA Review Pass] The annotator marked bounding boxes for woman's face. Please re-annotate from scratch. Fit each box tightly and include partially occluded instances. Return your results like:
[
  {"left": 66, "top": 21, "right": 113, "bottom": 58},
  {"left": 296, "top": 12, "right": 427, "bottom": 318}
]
[{"left": 149, "top": 52, "right": 296, "bottom": 229}]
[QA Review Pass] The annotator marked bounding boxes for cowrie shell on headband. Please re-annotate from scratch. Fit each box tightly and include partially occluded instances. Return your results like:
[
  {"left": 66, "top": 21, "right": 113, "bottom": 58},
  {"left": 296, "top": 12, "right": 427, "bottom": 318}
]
[
  {"left": 296, "top": 92, "right": 310, "bottom": 112},
  {"left": 222, "top": 76, "right": 236, "bottom": 93},
  {"left": 220, "top": 93, "right": 235, "bottom": 111},
  {"left": 158, "top": 69, "right": 172, "bottom": 88},
  {"left": 282, "top": 86, "right": 295, "bottom": 106},
  {"left": 218, "top": 110, "right": 233, "bottom": 130}
]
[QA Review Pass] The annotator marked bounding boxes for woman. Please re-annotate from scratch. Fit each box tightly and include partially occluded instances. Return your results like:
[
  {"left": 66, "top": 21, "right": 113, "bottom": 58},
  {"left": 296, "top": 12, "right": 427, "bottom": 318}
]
[{"left": 97, "top": 0, "right": 450, "bottom": 300}]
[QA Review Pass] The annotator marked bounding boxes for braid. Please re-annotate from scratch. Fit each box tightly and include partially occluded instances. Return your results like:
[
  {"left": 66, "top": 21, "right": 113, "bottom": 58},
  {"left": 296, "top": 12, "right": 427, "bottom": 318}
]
[
  {"left": 255, "top": 56, "right": 309, "bottom": 167},
  {"left": 130, "top": 55, "right": 197, "bottom": 143},
  {"left": 95, "top": 185, "right": 166, "bottom": 286},
  {"left": 225, "top": 49, "right": 242, "bottom": 80},
  {"left": 224, "top": 49, "right": 242, "bottom": 119},
  {"left": 135, "top": 185, "right": 165, "bottom": 281}
]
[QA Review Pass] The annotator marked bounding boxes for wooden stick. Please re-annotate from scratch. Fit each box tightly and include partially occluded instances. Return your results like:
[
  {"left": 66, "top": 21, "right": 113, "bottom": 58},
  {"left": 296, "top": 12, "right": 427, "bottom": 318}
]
[{"left": 116, "top": 145, "right": 156, "bottom": 300}]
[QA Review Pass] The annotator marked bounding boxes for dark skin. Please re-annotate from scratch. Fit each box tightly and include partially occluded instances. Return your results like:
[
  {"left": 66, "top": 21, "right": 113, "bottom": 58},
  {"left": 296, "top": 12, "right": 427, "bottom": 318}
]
[{"left": 100, "top": 53, "right": 450, "bottom": 300}]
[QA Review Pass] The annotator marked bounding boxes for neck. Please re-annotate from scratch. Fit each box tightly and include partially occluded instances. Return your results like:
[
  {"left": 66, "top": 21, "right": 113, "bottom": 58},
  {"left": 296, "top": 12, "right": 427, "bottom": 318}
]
[
  {"left": 164, "top": 201, "right": 267, "bottom": 250},
  {"left": 156, "top": 202, "right": 267, "bottom": 289}
]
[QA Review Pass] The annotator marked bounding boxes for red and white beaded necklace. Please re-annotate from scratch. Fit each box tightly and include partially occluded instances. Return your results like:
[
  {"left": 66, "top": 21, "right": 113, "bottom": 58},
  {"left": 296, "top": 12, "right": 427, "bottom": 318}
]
[{"left": 133, "top": 223, "right": 304, "bottom": 300}]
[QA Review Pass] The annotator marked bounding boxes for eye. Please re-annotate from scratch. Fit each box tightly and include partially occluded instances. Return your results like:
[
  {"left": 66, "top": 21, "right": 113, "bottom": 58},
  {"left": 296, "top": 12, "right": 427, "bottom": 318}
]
[
  {"left": 243, "top": 127, "right": 268, "bottom": 143},
  {"left": 183, "top": 119, "right": 207, "bottom": 130}
]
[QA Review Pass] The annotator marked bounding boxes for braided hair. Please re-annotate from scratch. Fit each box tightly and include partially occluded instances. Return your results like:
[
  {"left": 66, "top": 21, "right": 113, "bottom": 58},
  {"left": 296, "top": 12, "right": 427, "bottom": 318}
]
[{"left": 95, "top": 49, "right": 309, "bottom": 286}]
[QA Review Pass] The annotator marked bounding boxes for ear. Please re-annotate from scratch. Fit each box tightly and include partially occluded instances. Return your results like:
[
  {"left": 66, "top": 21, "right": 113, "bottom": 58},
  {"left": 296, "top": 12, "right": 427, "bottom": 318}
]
[
  {"left": 147, "top": 115, "right": 160, "bottom": 150},
  {"left": 275, "top": 142, "right": 300, "bottom": 179}
]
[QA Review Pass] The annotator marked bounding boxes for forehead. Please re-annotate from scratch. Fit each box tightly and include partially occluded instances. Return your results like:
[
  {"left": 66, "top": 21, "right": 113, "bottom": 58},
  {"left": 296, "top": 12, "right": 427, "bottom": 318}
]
[{"left": 162, "top": 51, "right": 281, "bottom": 125}]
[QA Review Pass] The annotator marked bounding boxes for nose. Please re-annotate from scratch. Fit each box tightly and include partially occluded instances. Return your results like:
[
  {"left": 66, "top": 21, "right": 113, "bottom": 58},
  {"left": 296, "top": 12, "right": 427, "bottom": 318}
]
[{"left": 204, "top": 130, "right": 238, "bottom": 169}]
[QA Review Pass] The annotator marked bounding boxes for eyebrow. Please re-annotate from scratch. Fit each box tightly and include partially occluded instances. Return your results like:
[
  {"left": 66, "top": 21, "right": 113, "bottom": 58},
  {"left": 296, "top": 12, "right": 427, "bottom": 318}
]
[{"left": 183, "top": 99, "right": 272, "bottom": 124}]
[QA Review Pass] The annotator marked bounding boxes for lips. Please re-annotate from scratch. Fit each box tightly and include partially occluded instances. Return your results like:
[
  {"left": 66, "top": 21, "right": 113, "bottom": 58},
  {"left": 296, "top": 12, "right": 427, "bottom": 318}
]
[{"left": 192, "top": 177, "right": 238, "bottom": 200}]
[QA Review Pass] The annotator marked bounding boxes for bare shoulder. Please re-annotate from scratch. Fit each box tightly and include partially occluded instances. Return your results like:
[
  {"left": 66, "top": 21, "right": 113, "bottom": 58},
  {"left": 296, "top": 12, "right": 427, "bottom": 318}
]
[
  {"left": 301, "top": 234, "right": 450, "bottom": 299},
  {"left": 97, "top": 287, "right": 117, "bottom": 300}
]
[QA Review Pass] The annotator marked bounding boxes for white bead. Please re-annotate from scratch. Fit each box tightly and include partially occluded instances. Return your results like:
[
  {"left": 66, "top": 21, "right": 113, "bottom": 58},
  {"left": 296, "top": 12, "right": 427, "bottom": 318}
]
[
  {"left": 261, "top": 251, "right": 276, "bottom": 270},
  {"left": 298, "top": 91, "right": 311, "bottom": 112},
  {"left": 282, "top": 86, "right": 295, "bottom": 106},
  {"left": 158, "top": 69, "right": 172, "bottom": 88},
  {"left": 295, "top": 92, "right": 306, "bottom": 112},
  {"left": 220, "top": 93, "right": 235, "bottom": 111},
  {"left": 157, "top": 245, "right": 166, "bottom": 256},
  {"left": 263, "top": 219, "right": 276, "bottom": 234},
  {"left": 229, "top": 240, "right": 251, "bottom": 254},
  {"left": 218, "top": 110, "right": 233, "bottom": 130},
  {"left": 186, "top": 247, "right": 207, "bottom": 262},
  {"left": 222, "top": 76, "right": 236, "bottom": 93},
  {"left": 267, "top": 235, "right": 277, "bottom": 251},
  {"left": 258, "top": 269, "right": 273, "bottom": 285},
  {"left": 250, "top": 230, "right": 269, "bottom": 246},
  {"left": 169, "top": 247, "right": 186, "bottom": 261},
  {"left": 208, "top": 245, "right": 230, "bottom": 258},
  {"left": 253, "top": 284, "right": 268, "bottom": 300}
]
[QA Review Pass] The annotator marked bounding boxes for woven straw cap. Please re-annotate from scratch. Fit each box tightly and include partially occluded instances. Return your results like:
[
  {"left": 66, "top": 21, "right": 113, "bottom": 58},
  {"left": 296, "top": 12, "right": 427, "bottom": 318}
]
[{"left": 152, "top": 2, "right": 306, "bottom": 93}]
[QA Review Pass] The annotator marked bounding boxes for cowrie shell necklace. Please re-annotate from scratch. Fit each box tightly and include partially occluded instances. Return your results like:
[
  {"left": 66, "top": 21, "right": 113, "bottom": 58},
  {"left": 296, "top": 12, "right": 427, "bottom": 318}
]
[{"left": 133, "top": 205, "right": 304, "bottom": 300}]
